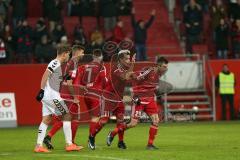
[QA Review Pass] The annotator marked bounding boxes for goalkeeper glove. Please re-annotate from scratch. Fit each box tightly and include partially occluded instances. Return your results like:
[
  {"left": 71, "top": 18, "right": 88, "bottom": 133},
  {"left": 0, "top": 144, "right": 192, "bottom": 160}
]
[{"left": 36, "top": 89, "right": 44, "bottom": 102}]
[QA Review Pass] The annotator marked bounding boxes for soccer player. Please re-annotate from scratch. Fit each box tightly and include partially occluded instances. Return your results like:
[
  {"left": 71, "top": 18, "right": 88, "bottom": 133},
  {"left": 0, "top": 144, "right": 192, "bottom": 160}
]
[
  {"left": 104, "top": 49, "right": 136, "bottom": 149},
  {"left": 43, "top": 45, "right": 85, "bottom": 150},
  {"left": 107, "top": 56, "right": 169, "bottom": 150},
  {"left": 72, "top": 49, "right": 108, "bottom": 150},
  {"left": 34, "top": 44, "right": 81, "bottom": 153}
]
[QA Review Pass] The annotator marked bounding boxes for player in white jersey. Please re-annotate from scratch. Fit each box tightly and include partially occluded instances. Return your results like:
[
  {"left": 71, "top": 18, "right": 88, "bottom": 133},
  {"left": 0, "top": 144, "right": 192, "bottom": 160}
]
[{"left": 34, "top": 44, "right": 82, "bottom": 153}]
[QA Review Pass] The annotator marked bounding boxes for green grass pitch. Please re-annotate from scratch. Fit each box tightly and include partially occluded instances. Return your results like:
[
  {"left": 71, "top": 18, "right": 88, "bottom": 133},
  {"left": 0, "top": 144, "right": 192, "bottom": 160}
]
[{"left": 0, "top": 121, "right": 239, "bottom": 160}]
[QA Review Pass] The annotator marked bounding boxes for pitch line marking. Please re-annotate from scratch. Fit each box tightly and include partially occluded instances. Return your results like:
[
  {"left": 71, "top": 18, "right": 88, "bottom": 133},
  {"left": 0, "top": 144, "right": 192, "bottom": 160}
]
[{"left": 37, "top": 153, "right": 132, "bottom": 160}]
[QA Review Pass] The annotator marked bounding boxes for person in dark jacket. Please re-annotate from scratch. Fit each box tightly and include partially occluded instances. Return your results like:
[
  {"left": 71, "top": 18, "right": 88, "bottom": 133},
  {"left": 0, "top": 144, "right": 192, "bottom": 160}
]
[
  {"left": 131, "top": 8, "right": 155, "bottom": 61},
  {"left": 215, "top": 18, "right": 229, "bottom": 59},
  {"left": 183, "top": 0, "right": 203, "bottom": 54},
  {"left": 35, "top": 35, "right": 56, "bottom": 63},
  {"left": 10, "top": 0, "right": 27, "bottom": 28},
  {"left": 100, "top": 0, "right": 117, "bottom": 31},
  {"left": 13, "top": 20, "right": 33, "bottom": 63}
]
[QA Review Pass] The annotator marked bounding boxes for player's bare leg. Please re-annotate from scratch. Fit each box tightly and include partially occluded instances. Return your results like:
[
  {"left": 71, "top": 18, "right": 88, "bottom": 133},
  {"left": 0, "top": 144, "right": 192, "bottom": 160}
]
[
  {"left": 34, "top": 115, "right": 52, "bottom": 153},
  {"left": 146, "top": 114, "right": 159, "bottom": 150}
]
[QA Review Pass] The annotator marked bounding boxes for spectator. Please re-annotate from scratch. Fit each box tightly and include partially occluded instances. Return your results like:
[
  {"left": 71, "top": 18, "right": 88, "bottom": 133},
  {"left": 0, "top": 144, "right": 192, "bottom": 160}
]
[
  {"left": 0, "top": 37, "right": 7, "bottom": 64},
  {"left": 229, "top": 0, "right": 240, "bottom": 21},
  {"left": 13, "top": 20, "right": 33, "bottom": 63},
  {"left": 113, "top": 20, "right": 126, "bottom": 43},
  {"left": 231, "top": 19, "right": 240, "bottom": 58},
  {"left": 33, "top": 18, "right": 48, "bottom": 45},
  {"left": 117, "top": 0, "right": 132, "bottom": 16},
  {"left": 88, "top": 27, "right": 104, "bottom": 57},
  {"left": 69, "top": 0, "right": 83, "bottom": 24},
  {"left": 35, "top": 35, "right": 55, "bottom": 63},
  {"left": 211, "top": 0, "right": 227, "bottom": 39},
  {"left": 183, "top": 0, "right": 203, "bottom": 54},
  {"left": 90, "top": 27, "right": 104, "bottom": 45},
  {"left": 215, "top": 18, "right": 229, "bottom": 59},
  {"left": 59, "top": 35, "right": 68, "bottom": 45},
  {"left": 0, "top": 0, "right": 8, "bottom": 23},
  {"left": 215, "top": 64, "right": 235, "bottom": 120},
  {"left": 131, "top": 8, "right": 155, "bottom": 61},
  {"left": 100, "top": 0, "right": 117, "bottom": 31},
  {"left": 51, "top": 23, "right": 66, "bottom": 44},
  {"left": 73, "top": 24, "right": 87, "bottom": 46},
  {"left": 10, "top": 0, "right": 27, "bottom": 28},
  {"left": 2, "top": 25, "right": 14, "bottom": 63},
  {"left": 91, "top": 0, "right": 101, "bottom": 28},
  {"left": 43, "top": 0, "right": 63, "bottom": 32}
]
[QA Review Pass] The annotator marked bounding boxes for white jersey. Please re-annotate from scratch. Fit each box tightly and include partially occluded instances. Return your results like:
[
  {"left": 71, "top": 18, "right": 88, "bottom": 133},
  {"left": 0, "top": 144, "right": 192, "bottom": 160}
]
[{"left": 43, "top": 59, "right": 63, "bottom": 100}]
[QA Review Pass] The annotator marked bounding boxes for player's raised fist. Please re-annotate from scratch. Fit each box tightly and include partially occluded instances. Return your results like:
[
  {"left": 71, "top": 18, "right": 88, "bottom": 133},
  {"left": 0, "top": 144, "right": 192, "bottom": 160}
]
[
  {"left": 36, "top": 89, "right": 44, "bottom": 102},
  {"left": 151, "top": 9, "right": 156, "bottom": 16}
]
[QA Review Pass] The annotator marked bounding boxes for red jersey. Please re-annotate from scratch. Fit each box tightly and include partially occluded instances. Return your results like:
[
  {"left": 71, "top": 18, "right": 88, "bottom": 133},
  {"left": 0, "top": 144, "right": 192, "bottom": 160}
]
[
  {"left": 74, "top": 61, "right": 107, "bottom": 91},
  {"left": 60, "top": 59, "right": 79, "bottom": 100},
  {"left": 105, "top": 64, "right": 131, "bottom": 101},
  {"left": 132, "top": 67, "right": 162, "bottom": 99}
]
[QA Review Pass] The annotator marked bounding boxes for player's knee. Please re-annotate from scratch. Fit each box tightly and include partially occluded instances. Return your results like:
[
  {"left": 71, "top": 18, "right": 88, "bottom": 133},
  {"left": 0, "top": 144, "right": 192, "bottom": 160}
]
[
  {"left": 91, "top": 116, "right": 100, "bottom": 122},
  {"left": 62, "top": 113, "right": 72, "bottom": 121},
  {"left": 99, "top": 116, "right": 109, "bottom": 125},
  {"left": 116, "top": 114, "right": 124, "bottom": 123},
  {"left": 152, "top": 117, "right": 159, "bottom": 126},
  {"left": 42, "top": 116, "right": 52, "bottom": 125},
  {"left": 127, "top": 119, "right": 138, "bottom": 128}
]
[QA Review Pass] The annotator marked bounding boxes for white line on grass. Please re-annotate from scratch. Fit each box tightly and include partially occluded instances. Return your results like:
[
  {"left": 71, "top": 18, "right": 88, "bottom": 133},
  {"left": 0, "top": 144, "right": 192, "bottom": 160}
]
[
  {"left": 0, "top": 153, "right": 12, "bottom": 156},
  {"left": 37, "top": 153, "right": 132, "bottom": 160}
]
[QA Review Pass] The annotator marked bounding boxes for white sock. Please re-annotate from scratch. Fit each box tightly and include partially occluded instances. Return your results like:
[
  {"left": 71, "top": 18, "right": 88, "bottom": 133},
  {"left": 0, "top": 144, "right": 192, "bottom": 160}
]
[
  {"left": 37, "top": 122, "right": 48, "bottom": 146},
  {"left": 63, "top": 121, "right": 72, "bottom": 145}
]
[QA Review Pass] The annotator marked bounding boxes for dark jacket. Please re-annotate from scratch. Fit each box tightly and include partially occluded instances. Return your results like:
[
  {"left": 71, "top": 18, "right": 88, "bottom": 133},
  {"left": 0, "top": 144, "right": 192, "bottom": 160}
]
[
  {"left": 131, "top": 14, "right": 154, "bottom": 44},
  {"left": 100, "top": 0, "right": 117, "bottom": 17},
  {"left": 10, "top": 0, "right": 27, "bottom": 18},
  {"left": 215, "top": 24, "right": 229, "bottom": 50},
  {"left": 183, "top": 4, "right": 203, "bottom": 35}
]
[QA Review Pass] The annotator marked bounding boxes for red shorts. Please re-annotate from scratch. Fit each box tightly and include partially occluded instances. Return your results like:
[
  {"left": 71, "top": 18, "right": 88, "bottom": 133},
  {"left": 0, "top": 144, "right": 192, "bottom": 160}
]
[
  {"left": 132, "top": 98, "right": 159, "bottom": 118},
  {"left": 84, "top": 93, "right": 101, "bottom": 117}
]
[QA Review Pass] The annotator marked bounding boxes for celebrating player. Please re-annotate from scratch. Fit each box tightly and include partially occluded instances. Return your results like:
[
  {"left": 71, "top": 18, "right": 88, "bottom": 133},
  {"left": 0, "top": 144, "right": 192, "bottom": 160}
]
[
  {"left": 104, "top": 49, "right": 136, "bottom": 149},
  {"left": 72, "top": 49, "right": 108, "bottom": 150},
  {"left": 43, "top": 45, "right": 85, "bottom": 150},
  {"left": 107, "top": 56, "right": 169, "bottom": 150},
  {"left": 34, "top": 44, "right": 81, "bottom": 153}
]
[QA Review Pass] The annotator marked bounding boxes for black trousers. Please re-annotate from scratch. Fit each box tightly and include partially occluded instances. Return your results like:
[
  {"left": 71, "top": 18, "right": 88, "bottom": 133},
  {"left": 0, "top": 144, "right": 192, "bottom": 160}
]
[{"left": 220, "top": 94, "right": 235, "bottom": 120}]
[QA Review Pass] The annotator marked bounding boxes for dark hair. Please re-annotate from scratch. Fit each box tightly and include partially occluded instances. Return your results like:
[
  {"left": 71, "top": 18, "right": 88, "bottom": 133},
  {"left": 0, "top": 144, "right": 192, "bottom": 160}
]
[
  {"left": 72, "top": 44, "right": 85, "bottom": 54},
  {"left": 156, "top": 56, "right": 168, "bottom": 65},
  {"left": 57, "top": 44, "right": 71, "bottom": 55},
  {"left": 93, "top": 49, "right": 102, "bottom": 57}
]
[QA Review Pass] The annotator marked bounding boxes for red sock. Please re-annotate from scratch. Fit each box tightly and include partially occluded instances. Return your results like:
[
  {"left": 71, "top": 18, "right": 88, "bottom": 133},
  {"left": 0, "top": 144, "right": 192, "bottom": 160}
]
[
  {"left": 71, "top": 120, "right": 79, "bottom": 143},
  {"left": 89, "top": 121, "right": 103, "bottom": 137},
  {"left": 148, "top": 125, "right": 158, "bottom": 145},
  {"left": 48, "top": 121, "right": 63, "bottom": 137},
  {"left": 111, "top": 123, "right": 126, "bottom": 137}
]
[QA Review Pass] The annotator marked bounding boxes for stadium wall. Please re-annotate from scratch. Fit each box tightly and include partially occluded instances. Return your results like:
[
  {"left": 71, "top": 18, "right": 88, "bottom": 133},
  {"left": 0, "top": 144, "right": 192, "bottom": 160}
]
[{"left": 0, "top": 60, "right": 240, "bottom": 125}]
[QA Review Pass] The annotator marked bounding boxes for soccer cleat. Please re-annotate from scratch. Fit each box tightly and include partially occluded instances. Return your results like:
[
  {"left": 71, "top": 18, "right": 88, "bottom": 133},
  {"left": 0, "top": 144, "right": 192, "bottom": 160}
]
[
  {"left": 34, "top": 145, "right": 51, "bottom": 153},
  {"left": 65, "top": 143, "right": 82, "bottom": 152},
  {"left": 146, "top": 144, "right": 159, "bottom": 150},
  {"left": 43, "top": 135, "right": 54, "bottom": 150},
  {"left": 106, "top": 132, "right": 114, "bottom": 146},
  {"left": 118, "top": 141, "right": 127, "bottom": 149},
  {"left": 88, "top": 136, "right": 96, "bottom": 150}
]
